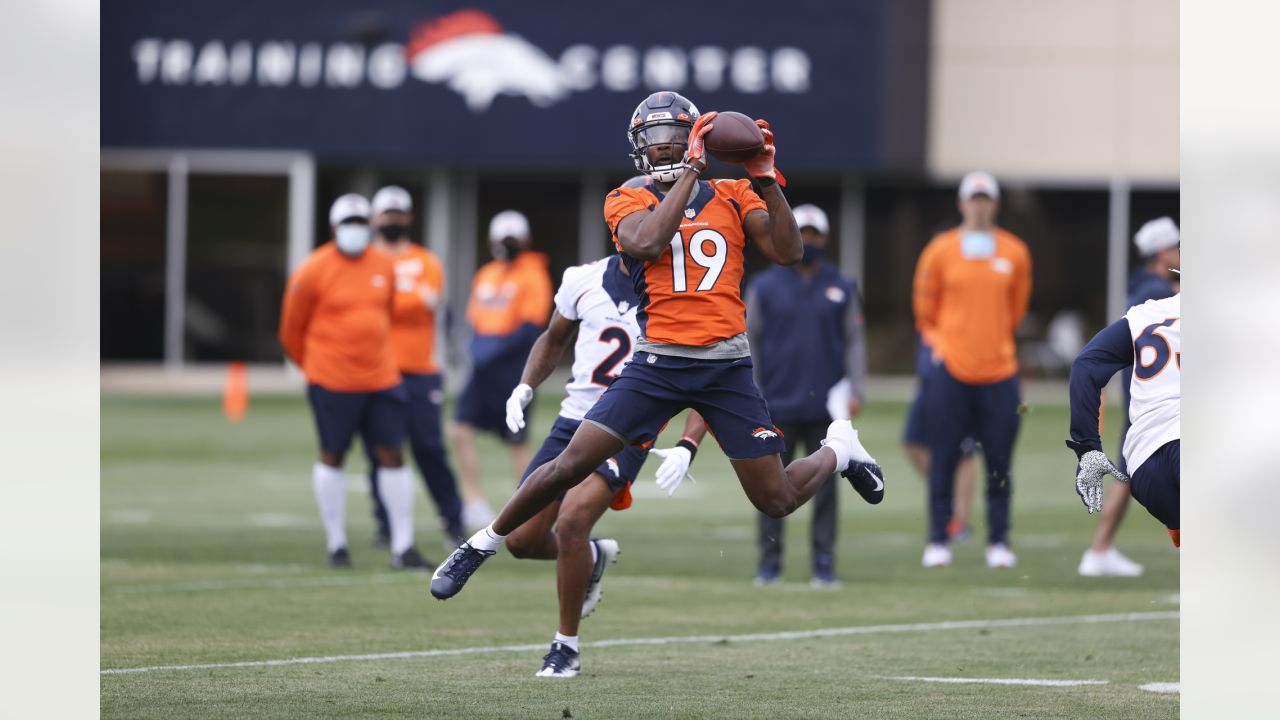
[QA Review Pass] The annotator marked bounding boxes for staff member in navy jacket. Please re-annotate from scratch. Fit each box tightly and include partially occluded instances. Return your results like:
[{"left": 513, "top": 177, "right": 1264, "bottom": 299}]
[{"left": 744, "top": 204, "right": 867, "bottom": 588}]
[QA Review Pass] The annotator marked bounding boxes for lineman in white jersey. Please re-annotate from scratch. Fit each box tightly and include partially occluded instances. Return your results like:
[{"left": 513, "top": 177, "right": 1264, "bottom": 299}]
[
  {"left": 503, "top": 250, "right": 684, "bottom": 678},
  {"left": 1066, "top": 293, "right": 1181, "bottom": 546}
]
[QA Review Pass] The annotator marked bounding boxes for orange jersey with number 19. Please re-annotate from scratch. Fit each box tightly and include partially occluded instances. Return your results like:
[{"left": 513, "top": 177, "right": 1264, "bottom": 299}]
[{"left": 604, "top": 179, "right": 766, "bottom": 347}]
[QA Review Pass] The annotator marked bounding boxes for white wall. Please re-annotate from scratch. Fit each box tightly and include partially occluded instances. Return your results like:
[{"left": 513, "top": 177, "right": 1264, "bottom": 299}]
[{"left": 929, "top": 0, "right": 1178, "bottom": 182}]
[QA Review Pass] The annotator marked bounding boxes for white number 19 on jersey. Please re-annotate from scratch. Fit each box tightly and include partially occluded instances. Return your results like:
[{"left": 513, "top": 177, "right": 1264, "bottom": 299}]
[{"left": 669, "top": 229, "right": 727, "bottom": 292}]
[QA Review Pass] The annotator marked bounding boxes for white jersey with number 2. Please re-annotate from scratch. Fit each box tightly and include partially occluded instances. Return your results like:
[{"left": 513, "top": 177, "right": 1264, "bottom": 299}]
[
  {"left": 553, "top": 256, "right": 642, "bottom": 421},
  {"left": 1123, "top": 293, "right": 1180, "bottom": 473}
]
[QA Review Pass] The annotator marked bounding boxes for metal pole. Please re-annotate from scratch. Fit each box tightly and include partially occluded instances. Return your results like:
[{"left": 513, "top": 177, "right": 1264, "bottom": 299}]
[
  {"left": 426, "top": 168, "right": 453, "bottom": 384},
  {"left": 164, "top": 154, "right": 189, "bottom": 369},
  {"left": 579, "top": 171, "right": 607, "bottom": 263},
  {"left": 1107, "top": 177, "right": 1131, "bottom": 321},
  {"left": 839, "top": 175, "right": 866, "bottom": 286},
  {"left": 287, "top": 155, "right": 315, "bottom": 272}
]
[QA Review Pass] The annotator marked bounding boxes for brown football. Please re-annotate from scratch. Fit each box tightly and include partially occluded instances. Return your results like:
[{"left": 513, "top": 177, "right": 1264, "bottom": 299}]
[{"left": 704, "top": 111, "right": 764, "bottom": 164}]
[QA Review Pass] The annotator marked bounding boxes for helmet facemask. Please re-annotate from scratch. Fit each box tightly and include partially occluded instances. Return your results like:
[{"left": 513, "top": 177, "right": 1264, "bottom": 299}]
[{"left": 629, "top": 121, "right": 693, "bottom": 183}]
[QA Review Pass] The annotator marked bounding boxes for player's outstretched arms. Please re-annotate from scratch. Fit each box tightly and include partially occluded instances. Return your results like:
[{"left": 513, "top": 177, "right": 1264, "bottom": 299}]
[
  {"left": 506, "top": 312, "right": 578, "bottom": 433},
  {"left": 742, "top": 119, "right": 801, "bottom": 265}
]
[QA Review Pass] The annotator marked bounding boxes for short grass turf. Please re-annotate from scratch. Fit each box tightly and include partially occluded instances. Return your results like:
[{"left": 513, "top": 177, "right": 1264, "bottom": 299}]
[{"left": 101, "top": 393, "right": 1178, "bottom": 719}]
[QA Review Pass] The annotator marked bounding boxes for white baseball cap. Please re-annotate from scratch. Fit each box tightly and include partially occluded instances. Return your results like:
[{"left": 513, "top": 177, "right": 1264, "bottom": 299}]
[
  {"left": 792, "top": 204, "right": 830, "bottom": 235},
  {"left": 489, "top": 210, "right": 531, "bottom": 242},
  {"left": 958, "top": 171, "right": 1000, "bottom": 201},
  {"left": 371, "top": 186, "right": 412, "bottom": 215},
  {"left": 1134, "top": 216, "right": 1179, "bottom": 256},
  {"left": 328, "top": 193, "right": 370, "bottom": 226}
]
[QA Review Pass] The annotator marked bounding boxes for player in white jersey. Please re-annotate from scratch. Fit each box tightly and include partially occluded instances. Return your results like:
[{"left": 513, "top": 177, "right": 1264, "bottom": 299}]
[
  {"left": 502, "top": 251, "right": 691, "bottom": 678},
  {"left": 1066, "top": 293, "right": 1181, "bottom": 546}
]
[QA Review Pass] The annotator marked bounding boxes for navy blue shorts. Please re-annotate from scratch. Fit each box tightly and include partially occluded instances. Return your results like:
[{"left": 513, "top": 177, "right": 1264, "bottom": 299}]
[
  {"left": 902, "top": 352, "right": 977, "bottom": 456},
  {"left": 455, "top": 359, "right": 529, "bottom": 444},
  {"left": 1129, "top": 439, "right": 1180, "bottom": 530},
  {"left": 308, "top": 383, "right": 407, "bottom": 457},
  {"left": 519, "top": 415, "right": 649, "bottom": 496},
  {"left": 584, "top": 351, "right": 787, "bottom": 460}
]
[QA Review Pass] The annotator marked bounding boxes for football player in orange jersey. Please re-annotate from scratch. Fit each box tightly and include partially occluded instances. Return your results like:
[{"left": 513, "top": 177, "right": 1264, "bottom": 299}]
[
  {"left": 279, "top": 194, "right": 429, "bottom": 570},
  {"left": 431, "top": 91, "right": 885, "bottom": 601},
  {"left": 359, "top": 186, "right": 465, "bottom": 549}
]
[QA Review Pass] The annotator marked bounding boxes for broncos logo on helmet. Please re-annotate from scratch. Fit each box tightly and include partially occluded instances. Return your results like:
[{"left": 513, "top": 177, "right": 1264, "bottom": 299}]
[{"left": 627, "top": 91, "right": 700, "bottom": 183}]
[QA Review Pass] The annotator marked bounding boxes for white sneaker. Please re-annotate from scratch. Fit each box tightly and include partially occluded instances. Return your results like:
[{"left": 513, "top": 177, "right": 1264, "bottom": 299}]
[
  {"left": 922, "top": 543, "right": 952, "bottom": 568},
  {"left": 820, "top": 421, "right": 876, "bottom": 472},
  {"left": 1078, "top": 547, "right": 1144, "bottom": 577},
  {"left": 581, "top": 538, "right": 619, "bottom": 619},
  {"left": 985, "top": 543, "right": 1017, "bottom": 569},
  {"left": 462, "top": 499, "right": 495, "bottom": 532}
]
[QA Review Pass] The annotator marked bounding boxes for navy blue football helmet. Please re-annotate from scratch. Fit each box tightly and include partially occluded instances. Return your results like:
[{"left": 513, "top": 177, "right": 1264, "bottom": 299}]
[{"left": 627, "top": 91, "right": 700, "bottom": 183}]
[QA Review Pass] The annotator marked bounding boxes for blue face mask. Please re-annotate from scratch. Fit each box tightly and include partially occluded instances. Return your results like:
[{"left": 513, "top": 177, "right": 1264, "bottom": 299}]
[
  {"left": 801, "top": 244, "right": 824, "bottom": 265},
  {"left": 961, "top": 230, "right": 995, "bottom": 259},
  {"left": 335, "top": 223, "right": 372, "bottom": 256}
]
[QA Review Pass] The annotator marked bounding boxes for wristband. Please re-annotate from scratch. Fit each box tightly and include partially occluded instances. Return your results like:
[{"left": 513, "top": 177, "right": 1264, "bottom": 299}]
[
  {"left": 753, "top": 175, "right": 777, "bottom": 188},
  {"left": 676, "top": 437, "right": 699, "bottom": 462},
  {"left": 684, "top": 163, "right": 702, "bottom": 177}
]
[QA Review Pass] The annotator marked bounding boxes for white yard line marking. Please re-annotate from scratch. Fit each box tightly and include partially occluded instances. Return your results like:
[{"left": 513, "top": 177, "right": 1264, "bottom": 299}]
[
  {"left": 1138, "top": 682, "right": 1180, "bottom": 694},
  {"left": 106, "top": 573, "right": 413, "bottom": 594},
  {"left": 101, "top": 610, "right": 1178, "bottom": 676},
  {"left": 884, "top": 676, "right": 1108, "bottom": 687}
]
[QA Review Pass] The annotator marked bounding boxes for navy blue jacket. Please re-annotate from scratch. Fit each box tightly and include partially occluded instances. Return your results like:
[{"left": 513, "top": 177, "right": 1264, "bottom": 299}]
[{"left": 745, "top": 261, "right": 865, "bottom": 423}]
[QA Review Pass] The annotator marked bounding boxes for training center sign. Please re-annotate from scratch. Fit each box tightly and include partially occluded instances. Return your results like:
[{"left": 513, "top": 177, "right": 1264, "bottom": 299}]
[{"left": 103, "top": 1, "right": 928, "bottom": 172}]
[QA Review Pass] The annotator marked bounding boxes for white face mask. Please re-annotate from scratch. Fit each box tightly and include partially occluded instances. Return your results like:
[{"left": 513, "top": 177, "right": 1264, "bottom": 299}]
[
  {"left": 335, "top": 223, "right": 372, "bottom": 256},
  {"left": 961, "top": 230, "right": 995, "bottom": 259}
]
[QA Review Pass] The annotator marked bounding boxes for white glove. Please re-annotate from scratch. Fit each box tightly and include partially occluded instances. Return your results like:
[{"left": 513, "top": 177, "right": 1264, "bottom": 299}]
[
  {"left": 650, "top": 446, "right": 695, "bottom": 497},
  {"left": 1072, "top": 448, "right": 1129, "bottom": 514},
  {"left": 505, "top": 383, "right": 534, "bottom": 434}
]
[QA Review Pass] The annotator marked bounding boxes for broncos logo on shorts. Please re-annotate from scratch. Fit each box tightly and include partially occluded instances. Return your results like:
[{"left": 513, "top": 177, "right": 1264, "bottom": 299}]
[{"left": 751, "top": 427, "right": 780, "bottom": 441}]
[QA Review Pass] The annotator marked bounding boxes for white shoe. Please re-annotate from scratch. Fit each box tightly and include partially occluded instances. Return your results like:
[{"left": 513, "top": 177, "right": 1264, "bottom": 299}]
[
  {"left": 581, "top": 538, "right": 619, "bottom": 619},
  {"left": 985, "top": 543, "right": 1017, "bottom": 569},
  {"left": 922, "top": 543, "right": 952, "bottom": 568},
  {"left": 820, "top": 421, "right": 875, "bottom": 472},
  {"left": 1078, "top": 547, "right": 1144, "bottom": 577},
  {"left": 462, "top": 500, "right": 495, "bottom": 532}
]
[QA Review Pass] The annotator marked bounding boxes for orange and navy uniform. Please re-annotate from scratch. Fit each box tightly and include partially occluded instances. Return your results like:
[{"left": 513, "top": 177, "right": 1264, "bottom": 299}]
[
  {"left": 465, "top": 251, "right": 553, "bottom": 366},
  {"left": 912, "top": 227, "right": 1032, "bottom": 384},
  {"left": 604, "top": 179, "right": 766, "bottom": 346},
  {"left": 387, "top": 245, "right": 445, "bottom": 375},
  {"left": 278, "top": 243, "right": 400, "bottom": 392}
]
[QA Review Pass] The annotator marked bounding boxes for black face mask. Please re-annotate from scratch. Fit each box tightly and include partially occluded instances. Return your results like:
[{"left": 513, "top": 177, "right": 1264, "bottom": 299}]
[
  {"left": 801, "top": 244, "right": 824, "bottom": 265},
  {"left": 379, "top": 224, "right": 408, "bottom": 241},
  {"left": 501, "top": 238, "right": 523, "bottom": 260}
]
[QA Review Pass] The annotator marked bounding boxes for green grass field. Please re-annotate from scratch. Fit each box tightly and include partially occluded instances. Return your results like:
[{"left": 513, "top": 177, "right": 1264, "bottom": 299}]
[{"left": 101, "top": 392, "right": 1178, "bottom": 719}]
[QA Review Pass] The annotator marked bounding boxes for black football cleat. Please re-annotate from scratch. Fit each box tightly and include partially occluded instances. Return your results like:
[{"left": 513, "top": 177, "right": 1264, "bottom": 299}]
[
  {"left": 430, "top": 542, "right": 496, "bottom": 600},
  {"left": 842, "top": 461, "right": 885, "bottom": 505},
  {"left": 328, "top": 547, "right": 352, "bottom": 569},
  {"left": 391, "top": 546, "right": 434, "bottom": 572},
  {"left": 535, "top": 642, "right": 582, "bottom": 678}
]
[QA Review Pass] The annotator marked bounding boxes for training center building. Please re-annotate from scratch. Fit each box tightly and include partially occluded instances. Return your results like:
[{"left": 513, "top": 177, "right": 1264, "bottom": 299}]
[{"left": 101, "top": 0, "right": 1178, "bottom": 383}]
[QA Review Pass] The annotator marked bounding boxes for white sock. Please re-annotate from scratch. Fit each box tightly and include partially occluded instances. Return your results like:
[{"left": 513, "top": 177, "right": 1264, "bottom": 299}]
[
  {"left": 311, "top": 462, "right": 347, "bottom": 552},
  {"left": 590, "top": 541, "right": 598, "bottom": 564},
  {"left": 821, "top": 440, "right": 850, "bottom": 471},
  {"left": 554, "top": 633, "right": 580, "bottom": 652},
  {"left": 377, "top": 466, "right": 415, "bottom": 555},
  {"left": 468, "top": 524, "right": 506, "bottom": 552}
]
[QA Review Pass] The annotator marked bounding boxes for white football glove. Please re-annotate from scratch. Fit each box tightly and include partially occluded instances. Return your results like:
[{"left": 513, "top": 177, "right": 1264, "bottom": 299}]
[
  {"left": 504, "top": 383, "right": 534, "bottom": 434},
  {"left": 650, "top": 446, "right": 696, "bottom": 497},
  {"left": 1069, "top": 445, "right": 1129, "bottom": 514}
]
